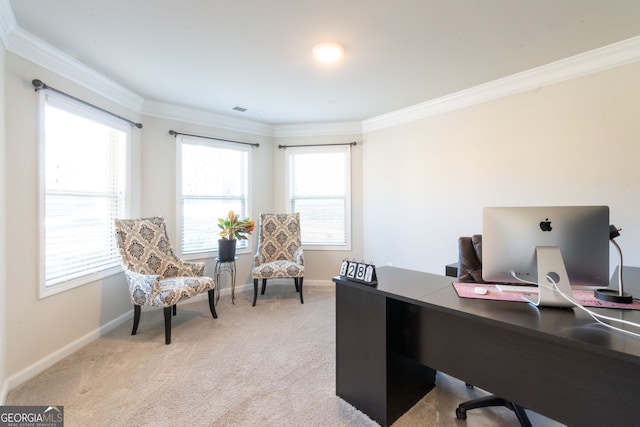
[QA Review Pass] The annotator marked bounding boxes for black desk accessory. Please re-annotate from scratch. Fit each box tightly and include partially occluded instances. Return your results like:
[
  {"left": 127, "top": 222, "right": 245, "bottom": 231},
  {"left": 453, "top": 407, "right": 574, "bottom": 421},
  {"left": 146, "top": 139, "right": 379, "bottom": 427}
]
[
  {"left": 339, "top": 259, "right": 377, "bottom": 285},
  {"left": 596, "top": 225, "right": 633, "bottom": 304}
]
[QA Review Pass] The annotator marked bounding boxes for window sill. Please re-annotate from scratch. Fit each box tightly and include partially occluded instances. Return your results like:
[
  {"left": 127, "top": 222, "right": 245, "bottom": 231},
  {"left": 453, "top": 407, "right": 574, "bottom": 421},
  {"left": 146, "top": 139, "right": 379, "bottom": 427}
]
[{"left": 39, "top": 265, "right": 122, "bottom": 299}]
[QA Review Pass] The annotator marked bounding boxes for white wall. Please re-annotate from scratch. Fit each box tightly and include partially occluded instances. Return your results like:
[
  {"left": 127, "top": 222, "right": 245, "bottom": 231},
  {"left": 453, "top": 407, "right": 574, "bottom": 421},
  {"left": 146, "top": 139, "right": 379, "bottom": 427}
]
[
  {"left": 362, "top": 61, "right": 640, "bottom": 276},
  {"left": 4, "top": 53, "right": 140, "bottom": 385},
  {"left": 0, "top": 35, "right": 7, "bottom": 402}
]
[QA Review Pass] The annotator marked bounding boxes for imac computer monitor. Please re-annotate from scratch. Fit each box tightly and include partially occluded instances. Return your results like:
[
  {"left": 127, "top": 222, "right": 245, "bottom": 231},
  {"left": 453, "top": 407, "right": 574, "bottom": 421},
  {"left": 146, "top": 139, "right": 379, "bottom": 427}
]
[{"left": 482, "top": 206, "right": 610, "bottom": 290}]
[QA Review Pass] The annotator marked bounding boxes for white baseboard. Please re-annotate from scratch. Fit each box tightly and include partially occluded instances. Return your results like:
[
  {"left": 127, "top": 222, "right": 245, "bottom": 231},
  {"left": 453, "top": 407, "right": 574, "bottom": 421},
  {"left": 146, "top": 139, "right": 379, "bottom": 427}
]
[
  {"left": 1, "top": 279, "right": 334, "bottom": 402},
  {"left": 301, "top": 279, "right": 334, "bottom": 287},
  {"left": 0, "top": 377, "right": 8, "bottom": 405},
  {"left": 3, "top": 310, "right": 133, "bottom": 395},
  {"left": 231, "top": 279, "right": 334, "bottom": 289},
  {"left": 213, "top": 279, "right": 333, "bottom": 297}
]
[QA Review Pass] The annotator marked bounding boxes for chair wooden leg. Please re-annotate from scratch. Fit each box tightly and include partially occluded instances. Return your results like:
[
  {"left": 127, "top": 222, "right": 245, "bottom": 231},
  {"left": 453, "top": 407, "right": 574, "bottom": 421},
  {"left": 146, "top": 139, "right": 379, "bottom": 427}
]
[
  {"left": 164, "top": 307, "right": 172, "bottom": 345},
  {"left": 132, "top": 305, "right": 141, "bottom": 335},
  {"left": 172, "top": 305, "right": 177, "bottom": 316},
  {"left": 298, "top": 277, "right": 304, "bottom": 304},
  {"left": 253, "top": 277, "right": 304, "bottom": 305},
  {"left": 253, "top": 279, "right": 259, "bottom": 306},
  {"left": 207, "top": 289, "right": 218, "bottom": 318}
]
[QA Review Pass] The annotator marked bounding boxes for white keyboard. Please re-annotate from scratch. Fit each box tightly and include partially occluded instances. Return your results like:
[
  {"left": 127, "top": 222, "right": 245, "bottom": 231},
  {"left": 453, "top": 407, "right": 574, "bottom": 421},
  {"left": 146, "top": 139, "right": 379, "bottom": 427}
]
[{"left": 495, "top": 284, "right": 539, "bottom": 293}]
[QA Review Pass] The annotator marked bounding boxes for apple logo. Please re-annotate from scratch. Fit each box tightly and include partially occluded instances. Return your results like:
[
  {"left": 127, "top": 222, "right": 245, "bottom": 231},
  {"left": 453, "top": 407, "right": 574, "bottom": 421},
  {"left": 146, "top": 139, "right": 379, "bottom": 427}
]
[{"left": 539, "top": 218, "right": 552, "bottom": 232}]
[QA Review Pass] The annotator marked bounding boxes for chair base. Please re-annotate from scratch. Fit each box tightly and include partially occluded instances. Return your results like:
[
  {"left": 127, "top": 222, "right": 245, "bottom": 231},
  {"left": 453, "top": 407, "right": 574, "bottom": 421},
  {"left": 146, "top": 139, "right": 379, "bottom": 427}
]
[
  {"left": 456, "top": 394, "right": 532, "bottom": 427},
  {"left": 131, "top": 288, "right": 218, "bottom": 345},
  {"left": 252, "top": 277, "right": 304, "bottom": 306}
]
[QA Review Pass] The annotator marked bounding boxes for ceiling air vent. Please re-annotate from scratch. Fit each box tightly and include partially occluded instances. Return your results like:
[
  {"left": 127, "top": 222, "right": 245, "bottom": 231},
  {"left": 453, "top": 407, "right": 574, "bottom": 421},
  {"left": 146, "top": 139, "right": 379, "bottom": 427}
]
[{"left": 231, "top": 105, "right": 264, "bottom": 116}]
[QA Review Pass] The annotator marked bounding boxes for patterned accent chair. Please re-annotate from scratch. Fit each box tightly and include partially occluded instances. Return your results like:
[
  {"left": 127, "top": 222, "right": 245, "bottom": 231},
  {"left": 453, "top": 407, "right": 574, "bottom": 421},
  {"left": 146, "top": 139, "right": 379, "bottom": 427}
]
[
  {"left": 251, "top": 213, "right": 305, "bottom": 306},
  {"left": 114, "top": 216, "right": 217, "bottom": 344}
]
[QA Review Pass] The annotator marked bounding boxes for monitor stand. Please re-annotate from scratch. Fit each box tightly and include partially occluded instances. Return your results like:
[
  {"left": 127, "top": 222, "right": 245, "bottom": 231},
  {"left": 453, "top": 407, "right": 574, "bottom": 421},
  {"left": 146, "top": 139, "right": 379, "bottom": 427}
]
[{"left": 523, "top": 246, "right": 575, "bottom": 308}]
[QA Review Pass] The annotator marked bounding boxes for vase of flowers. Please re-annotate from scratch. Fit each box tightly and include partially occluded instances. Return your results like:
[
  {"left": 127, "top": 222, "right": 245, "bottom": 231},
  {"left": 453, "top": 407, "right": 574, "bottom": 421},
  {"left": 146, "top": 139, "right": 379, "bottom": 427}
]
[{"left": 217, "top": 210, "right": 255, "bottom": 261}]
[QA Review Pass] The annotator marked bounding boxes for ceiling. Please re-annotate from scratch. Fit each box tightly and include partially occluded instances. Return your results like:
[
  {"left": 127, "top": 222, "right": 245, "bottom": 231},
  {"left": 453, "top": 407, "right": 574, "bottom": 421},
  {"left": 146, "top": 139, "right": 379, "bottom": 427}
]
[{"left": 8, "top": 0, "right": 640, "bottom": 125}]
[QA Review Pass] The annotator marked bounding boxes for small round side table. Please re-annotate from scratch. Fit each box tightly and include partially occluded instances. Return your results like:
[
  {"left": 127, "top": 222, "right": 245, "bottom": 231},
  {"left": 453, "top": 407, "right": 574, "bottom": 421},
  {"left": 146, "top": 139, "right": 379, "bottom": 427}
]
[{"left": 214, "top": 257, "right": 237, "bottom": 305}]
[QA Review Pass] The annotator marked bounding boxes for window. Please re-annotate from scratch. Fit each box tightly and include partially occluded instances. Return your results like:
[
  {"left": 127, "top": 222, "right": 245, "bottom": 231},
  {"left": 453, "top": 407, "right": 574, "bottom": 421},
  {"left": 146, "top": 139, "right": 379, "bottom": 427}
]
[
  {"left": 39, "top": 91, "right": 130, "bottom": 297},
  {"left": 286, "top": 145, "right": 351, "bottom": 249},
  {"left": 177, "top": 135, "right": 251, "bottom": 255}
]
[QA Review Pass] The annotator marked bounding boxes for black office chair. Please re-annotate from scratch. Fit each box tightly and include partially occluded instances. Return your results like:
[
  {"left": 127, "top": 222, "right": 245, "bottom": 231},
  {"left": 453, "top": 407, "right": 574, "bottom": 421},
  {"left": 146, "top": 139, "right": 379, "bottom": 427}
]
[{"left": 455, "top": 235, "right": 532, "bottom": 427}]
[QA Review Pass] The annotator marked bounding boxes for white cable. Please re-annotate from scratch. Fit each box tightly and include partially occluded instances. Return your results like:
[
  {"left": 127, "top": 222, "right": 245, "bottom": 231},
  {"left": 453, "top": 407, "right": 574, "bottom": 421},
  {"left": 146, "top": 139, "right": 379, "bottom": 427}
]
[{"left": 509, "top": 271, "right": 640, "bottom": 338}]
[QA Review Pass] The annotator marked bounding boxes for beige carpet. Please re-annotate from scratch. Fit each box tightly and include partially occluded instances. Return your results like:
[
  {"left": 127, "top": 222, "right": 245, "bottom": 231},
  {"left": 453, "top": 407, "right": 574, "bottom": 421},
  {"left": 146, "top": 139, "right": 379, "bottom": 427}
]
[{"left": 6, "top": 285, "right": 564, "bottom": 426}]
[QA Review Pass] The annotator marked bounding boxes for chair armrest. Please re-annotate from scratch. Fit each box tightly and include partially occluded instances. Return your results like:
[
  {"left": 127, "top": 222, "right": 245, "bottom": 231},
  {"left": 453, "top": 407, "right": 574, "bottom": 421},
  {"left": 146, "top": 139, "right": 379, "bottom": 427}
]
[
  {"left": 253, "top": 251, "right": 263, "bottom": 267},
  {"left": 123, "top": 270, "right": 162, "bottom": 305},
  {"left": 124, "top": 270, "right": 161, "bottom": 286},
  {"left": 173, "top": 258, "right": 206, "bottom": 276}
]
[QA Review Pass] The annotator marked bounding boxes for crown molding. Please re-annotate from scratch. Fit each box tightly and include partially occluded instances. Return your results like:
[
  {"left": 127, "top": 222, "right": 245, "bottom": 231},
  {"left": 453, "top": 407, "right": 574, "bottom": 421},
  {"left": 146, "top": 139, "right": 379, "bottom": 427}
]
[
  {"left": 1, "top": 5, "right": 144, "bottom": 113},
  {"left": 363, "top": 35, "right": 640, "bottom": 133},
  {"left": 143, "top": 100, "right": 274, "bottom": 137},
  {"left": 143, "top": 101, "right": 362, "bottom": 138},
  {"left": 0, "top": 0, "right": 16, "bottom": 47},
  {"left": 2, "top": 0, "right": 639, "bottom": 135},
  {"left": 7, "top": 27, "right": 145, "bottom": 112},
  {"left": 273, "top": 121, "right": 363, "bottom": 137},
  {"left": 0, "top": 1, "right": 356, "bottom": 138}
]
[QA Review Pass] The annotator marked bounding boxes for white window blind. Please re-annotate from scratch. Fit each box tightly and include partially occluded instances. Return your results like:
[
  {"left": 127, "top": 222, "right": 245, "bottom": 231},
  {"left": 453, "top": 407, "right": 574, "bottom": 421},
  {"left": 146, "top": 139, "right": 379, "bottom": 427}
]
[
  {"left": 286, "top": 145, "right": 351, "bottom": 249},
  {"left": 40, "top": 92, "right": 129, "bottom": 296},
  {"left": 177, "top": 136, "right": 250, "bottom": 255}
]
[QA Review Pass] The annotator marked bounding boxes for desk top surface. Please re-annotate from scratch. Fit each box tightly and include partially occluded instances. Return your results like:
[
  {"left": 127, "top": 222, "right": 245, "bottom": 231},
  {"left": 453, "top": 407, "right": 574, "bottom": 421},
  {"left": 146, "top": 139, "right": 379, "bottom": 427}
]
[
  {"left": 334, "top": 266, "right": 640, "bottom": 362},
  {"left": 333, "top": 266, "right": 452, "bottom": 305}
]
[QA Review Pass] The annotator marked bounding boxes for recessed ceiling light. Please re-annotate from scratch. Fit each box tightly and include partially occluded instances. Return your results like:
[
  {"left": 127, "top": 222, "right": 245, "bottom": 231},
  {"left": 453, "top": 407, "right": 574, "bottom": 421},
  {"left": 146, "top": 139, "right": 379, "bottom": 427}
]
[{"left": 313, "top": 42, "right": 344, "bottom": 62}]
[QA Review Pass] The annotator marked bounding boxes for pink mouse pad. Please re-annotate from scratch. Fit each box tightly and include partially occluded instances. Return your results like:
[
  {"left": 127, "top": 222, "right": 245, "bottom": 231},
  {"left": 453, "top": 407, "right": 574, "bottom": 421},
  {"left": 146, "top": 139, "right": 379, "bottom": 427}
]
[{"left": 452, "top": 282, "right": 640, "bottom": 310}]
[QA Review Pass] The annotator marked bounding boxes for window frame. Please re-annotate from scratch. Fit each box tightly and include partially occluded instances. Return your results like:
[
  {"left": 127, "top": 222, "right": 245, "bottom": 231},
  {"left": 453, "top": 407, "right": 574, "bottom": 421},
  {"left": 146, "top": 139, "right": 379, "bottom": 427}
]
[
  {"left": 176, "top": 134, "right": 252, "bottom": 259},
  {"left": 285, "top": 145, "right": 352, "bottom": 251},
  {"left": 38, "top": 90, "right": 131, "bottom": 298}
]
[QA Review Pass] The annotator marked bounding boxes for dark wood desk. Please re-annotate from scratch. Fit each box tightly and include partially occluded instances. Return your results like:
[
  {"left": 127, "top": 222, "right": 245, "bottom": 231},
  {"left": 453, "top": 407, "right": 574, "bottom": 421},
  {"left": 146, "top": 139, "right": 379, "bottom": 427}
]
[{"left": 334, "top": 266, "right": 640, "bottom": 426}]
